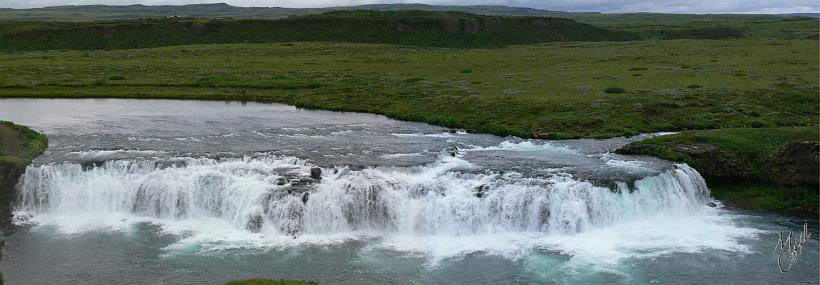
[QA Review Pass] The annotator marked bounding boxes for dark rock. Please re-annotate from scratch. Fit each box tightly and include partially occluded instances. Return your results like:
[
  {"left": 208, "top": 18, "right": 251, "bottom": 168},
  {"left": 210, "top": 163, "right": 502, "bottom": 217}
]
[
  {"left": 445, "top": 146, "right": 459, "bottom": 157},
  {"left": 615, "top": 143, "right": 658, "bottom": 155},
  {"left": 532, "top": 132, "right": 551, "bottom": 139},
  {"left": 246, "top": 214, "right": 264, "bottom": 233},
  {"left": 0, "top": 162, "right": 26, "bottom": 191},
  {"left": 670, "top": 143, "right": 755, "bottom": 178},
  {"left": 621, "top": 143, "right": 755, "bottom": 179},
  {"left": 310, "top": 167, "right": 322, "bottom": 180},
  {"left": 763, "top": 141, "right": 819, "bottom": 186},
  {"left": 706, "top": 202, "right": 717, "bottom": 207},
  {"left": 474, "top": 185, "right": 489, "bottom": 198},
  {"left": 302, "top": 192, "right": 310, "bottom": 204}
]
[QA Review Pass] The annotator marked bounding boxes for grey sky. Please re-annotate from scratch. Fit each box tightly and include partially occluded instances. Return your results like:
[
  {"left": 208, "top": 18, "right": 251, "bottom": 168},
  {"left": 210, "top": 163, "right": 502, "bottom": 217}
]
[{"left": 2, "top": 0, "right": 818, "bottom": 14}]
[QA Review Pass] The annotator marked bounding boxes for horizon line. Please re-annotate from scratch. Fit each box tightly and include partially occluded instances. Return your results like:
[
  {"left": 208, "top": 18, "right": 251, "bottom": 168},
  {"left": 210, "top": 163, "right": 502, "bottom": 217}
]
[{"left": 2, "top": 2, "right": 818, "bottom": 15}]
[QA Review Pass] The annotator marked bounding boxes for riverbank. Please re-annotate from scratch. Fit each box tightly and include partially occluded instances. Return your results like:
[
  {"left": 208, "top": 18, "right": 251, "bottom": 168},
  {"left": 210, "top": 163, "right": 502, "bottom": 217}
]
[{"left": 618, "top": 127, "right": 819, "bottom": 214}]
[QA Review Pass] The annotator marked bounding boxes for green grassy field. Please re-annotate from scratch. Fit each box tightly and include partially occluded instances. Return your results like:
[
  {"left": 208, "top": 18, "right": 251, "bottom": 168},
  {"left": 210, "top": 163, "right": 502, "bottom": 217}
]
[{"left": 0, "top": 39, "right": 816, "bottom": 138}]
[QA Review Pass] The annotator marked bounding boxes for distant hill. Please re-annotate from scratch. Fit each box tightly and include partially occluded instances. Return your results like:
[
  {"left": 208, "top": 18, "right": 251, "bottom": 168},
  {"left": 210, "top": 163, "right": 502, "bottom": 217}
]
[
  {"left": 1, "top": 3, "right": 815, "bottom": 40},
  {"left": 0, "top": 3, "right": 306, "bottom": 21},
  {"left": 785, "top": 13, "right": 819, "bottom": 18},
  {"left": 0, "top": 3, "right": 580, "bottom": 21},
  {"left": 0, "top": 10, "right": 640, "bottom": 51},
  {"left": 331, "top": 4, "right": 586, "bottom": 16}
]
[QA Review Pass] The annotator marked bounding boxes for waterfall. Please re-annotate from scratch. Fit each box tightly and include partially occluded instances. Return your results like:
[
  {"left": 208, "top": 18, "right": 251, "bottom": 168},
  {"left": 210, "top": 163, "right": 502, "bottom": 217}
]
[{"left": 12, "top": 153, "right": 712, "bottom": 238}]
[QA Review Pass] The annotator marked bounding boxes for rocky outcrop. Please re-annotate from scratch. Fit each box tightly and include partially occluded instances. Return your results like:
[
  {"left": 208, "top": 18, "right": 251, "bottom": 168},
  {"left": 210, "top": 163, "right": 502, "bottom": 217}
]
[
  {"left": 763, "top": 141, "right": 819, "bottom": 186},
  {"left": 669, "top": 143, "right": 755, "bottom": 179},
  {"left": 618, "top": 140, "right": 819, "bottom": 187},
  {"left": 0, "top": 122, "right": 47, "bottom": 193}
]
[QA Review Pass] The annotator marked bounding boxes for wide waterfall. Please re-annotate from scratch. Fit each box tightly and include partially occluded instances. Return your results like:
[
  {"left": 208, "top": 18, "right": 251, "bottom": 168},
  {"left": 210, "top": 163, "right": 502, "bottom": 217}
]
[
  {"left": 12, "top": 153, "right": 711, "bottom": 238},
  {"left": 4, "top": 99, "right": 808, "bottom": 285}
]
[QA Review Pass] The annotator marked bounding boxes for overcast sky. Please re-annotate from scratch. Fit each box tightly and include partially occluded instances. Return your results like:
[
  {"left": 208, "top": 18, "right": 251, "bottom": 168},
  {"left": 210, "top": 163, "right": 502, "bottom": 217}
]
[{"left": 2, "top": 0, "right": 818, "bottom": 14}]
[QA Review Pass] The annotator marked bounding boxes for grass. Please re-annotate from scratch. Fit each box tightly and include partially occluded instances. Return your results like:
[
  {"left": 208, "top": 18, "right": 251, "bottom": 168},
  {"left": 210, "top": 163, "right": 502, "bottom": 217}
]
[
  {"left": 224, "top": 279, "right": 318, "bottom": 285},
  {"left": 0, "top": 39, "right": 816, "bottom": 139}
]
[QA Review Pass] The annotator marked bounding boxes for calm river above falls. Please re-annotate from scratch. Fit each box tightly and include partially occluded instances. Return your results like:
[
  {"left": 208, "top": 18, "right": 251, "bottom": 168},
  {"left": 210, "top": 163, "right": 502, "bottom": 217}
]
[{"left": 0, "top": 99, "right": 816, "bottom": 285}]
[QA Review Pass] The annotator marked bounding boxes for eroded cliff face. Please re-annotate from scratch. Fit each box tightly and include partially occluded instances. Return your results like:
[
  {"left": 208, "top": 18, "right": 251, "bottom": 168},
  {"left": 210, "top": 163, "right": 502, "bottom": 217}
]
[
  {"left": 0, "top": 163, "right": 25, "bottom": 191},
  {"left": 764, "top": 141, "right": 819, "bottom": 186}
]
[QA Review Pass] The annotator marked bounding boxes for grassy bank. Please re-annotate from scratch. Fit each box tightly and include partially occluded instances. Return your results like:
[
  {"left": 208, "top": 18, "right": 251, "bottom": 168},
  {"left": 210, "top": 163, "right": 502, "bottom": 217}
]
[
  {"left": 619, "top": 127, "right": 818, "bottom": 214},
  {"left": 0, "top": 40, "right": 816, "bottom": 139},
  {"left": 0, "top": 121, "right": 48, "bottom": 167}
]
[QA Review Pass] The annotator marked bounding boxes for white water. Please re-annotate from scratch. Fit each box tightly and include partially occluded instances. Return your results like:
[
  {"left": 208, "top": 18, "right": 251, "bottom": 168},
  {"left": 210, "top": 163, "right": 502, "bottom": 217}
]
[{"left": 9, "top": 149, "right": 761, "bottom": 267}]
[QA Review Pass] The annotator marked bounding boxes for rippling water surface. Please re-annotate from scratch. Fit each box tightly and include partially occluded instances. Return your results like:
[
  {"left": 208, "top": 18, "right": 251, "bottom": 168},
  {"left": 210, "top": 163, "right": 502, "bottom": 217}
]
[{"left": 0, "top": 99, "right": 816, "bottom": 285}]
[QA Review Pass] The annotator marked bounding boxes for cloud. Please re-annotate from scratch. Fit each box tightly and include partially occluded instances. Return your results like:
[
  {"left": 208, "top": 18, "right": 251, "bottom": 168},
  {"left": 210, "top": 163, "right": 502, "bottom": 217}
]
[{"left": 2, "top": 0, "right": 818, "bottom": 13}]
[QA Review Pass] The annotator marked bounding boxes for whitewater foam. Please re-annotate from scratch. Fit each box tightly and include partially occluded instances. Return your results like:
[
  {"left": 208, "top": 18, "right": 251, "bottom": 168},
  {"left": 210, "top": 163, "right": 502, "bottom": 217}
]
[{"left": 12, "top": 152, "right": 758, "bottom": 267}]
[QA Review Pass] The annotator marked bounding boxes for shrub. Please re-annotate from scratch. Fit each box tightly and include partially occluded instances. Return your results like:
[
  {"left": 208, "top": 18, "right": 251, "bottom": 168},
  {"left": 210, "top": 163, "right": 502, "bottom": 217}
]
[
  {"left": 750, "top": 120, "right": 766, "bottom": 128},
  {"left": 91, "top": 79, "right": 106, "bottom": 86},
  {"left": 604, "top": 87, "right": 625, "bottom": 94},
  {"left": 460, "top": 69, "right": 472, "bottom": 74},
  {"left": 628, "top": 67, "right": 648, "bottom": 71},
  {"left": 687, "top": 84, "right": 703, "bottom": 89},
  {"left": 108, "top": 75, "right": 125, "bottom": 80}
]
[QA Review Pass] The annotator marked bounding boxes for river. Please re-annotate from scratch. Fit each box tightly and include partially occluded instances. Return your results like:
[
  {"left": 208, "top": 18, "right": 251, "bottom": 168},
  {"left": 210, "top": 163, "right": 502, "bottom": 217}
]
[{"left": 0, "top": 99, "right": 816, "bottom": 285}]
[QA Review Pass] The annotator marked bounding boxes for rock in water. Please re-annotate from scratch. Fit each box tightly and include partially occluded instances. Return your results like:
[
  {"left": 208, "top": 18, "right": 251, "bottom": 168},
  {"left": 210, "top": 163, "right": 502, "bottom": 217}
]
[
  {"left": 706, "top": 202, "right": 717, "bottom": 207},
  {"left": 474, "top": 185, "right": 489, "bottom": 198},
  {"left": 310, "top": 167, "right": 322, "bottom": 180},
  {"left": 246, "top": 214, "right": 264, "bottom": 233},
  {"left": 302, "top": 192, "right": 310, "bottom": 204}
]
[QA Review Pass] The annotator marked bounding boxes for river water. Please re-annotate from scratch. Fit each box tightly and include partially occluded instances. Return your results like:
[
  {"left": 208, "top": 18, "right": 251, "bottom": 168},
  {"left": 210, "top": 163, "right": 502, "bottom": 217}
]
[{"left": 0, "top": 99, "right": 816, "bottom": 285}]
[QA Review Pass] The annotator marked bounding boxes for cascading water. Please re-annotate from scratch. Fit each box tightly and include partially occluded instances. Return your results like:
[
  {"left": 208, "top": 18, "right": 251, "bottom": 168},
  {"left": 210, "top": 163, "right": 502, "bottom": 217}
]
[
  {"left": 4, "top": 99, "right": 812, "bottom": 285},
  {"left": 12, "top": 152, "right": 712, "bottom": 239}
]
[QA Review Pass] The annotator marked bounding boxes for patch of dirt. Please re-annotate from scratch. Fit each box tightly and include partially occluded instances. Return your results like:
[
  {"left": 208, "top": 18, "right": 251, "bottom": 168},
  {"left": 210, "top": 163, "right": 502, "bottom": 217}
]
[{"left": 0, "top": 124, "right": 25, "bottom": 156}]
